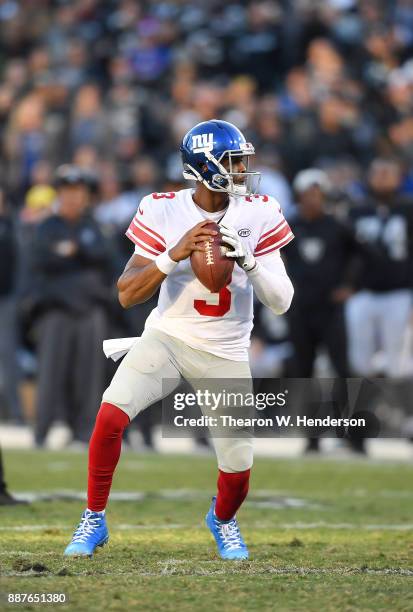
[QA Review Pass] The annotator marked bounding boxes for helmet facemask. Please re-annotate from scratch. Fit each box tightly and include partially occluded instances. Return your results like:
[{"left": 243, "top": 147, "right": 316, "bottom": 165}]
[{"left": 183, "top": 142, "right": 261, "bottom": 197}]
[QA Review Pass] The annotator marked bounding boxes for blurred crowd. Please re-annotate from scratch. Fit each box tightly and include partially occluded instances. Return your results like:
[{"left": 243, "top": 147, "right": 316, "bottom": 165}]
[{"left": 0, "top": 0, "right": 413, "bottom": 450}]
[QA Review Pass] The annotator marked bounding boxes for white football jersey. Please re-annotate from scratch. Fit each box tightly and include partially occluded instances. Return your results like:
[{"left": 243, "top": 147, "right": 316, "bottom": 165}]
[{"left": 126, "top": 188, "right": 293, "bottom": 360}]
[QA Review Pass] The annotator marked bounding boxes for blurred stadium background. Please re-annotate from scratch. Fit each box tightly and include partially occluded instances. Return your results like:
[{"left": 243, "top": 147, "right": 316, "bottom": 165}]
[{"left": 0, "top": 0, "right": 413, "bottom": 462}]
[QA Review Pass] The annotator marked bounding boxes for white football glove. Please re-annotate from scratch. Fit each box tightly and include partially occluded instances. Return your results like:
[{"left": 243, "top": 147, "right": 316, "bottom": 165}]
[{"left": 220, "top": 223, "right": 256, "bottom": 272}]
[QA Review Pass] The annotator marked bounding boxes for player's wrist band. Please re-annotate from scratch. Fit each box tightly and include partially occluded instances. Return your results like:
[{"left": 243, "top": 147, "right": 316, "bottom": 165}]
[{"left": 155, "top": 251, "right": 178, "bottom": 275}]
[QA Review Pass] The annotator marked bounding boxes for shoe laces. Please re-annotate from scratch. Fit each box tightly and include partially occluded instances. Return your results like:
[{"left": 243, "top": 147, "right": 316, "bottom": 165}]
[
  {"left": 216, "top": 517, "right": 243, "bottom": 551},
  {"left": 72, "top": 511, "right": 102, "bottom": 543}
]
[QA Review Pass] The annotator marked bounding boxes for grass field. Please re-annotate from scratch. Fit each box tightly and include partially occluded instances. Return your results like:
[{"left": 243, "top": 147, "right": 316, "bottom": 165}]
[{"left": 0, "top": 450, "right": 413, "bottom": 611}]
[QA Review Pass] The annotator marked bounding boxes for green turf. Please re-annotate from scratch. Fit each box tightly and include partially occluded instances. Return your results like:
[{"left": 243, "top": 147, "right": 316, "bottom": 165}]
[{"left": 0, "top": 450, "right": 412, "bottom": 611}]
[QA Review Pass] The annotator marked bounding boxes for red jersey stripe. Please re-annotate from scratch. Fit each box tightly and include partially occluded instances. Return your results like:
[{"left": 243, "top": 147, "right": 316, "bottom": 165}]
[
  {"left": 255, "top": 223, "right": 292, "bottom": 254},
  {"left": 126, "top": 229, "right": 162, "bottom": 256},
  {"left": 258, "top": 219, "right": 286, "bottom": 242},
  {"left": 126, "top": 230, "right": 161, "bottom": 256},
  {"left": 133, "top": 217, "right": 166, "bottom": 245},
  {"left": 128, "top": 223, "right": 166, "bottom": 253},
  {"left": 254, "top": 232, "right": 294, "bottom": 256}
]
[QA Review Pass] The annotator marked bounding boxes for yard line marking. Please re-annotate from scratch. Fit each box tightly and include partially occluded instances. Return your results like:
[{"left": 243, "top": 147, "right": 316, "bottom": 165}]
[
  {"left": 2, "top": 557, "right": 413, "bottom": 578},
  {"left": 10, "top": 487, "right": 413, "bottom": 504},
  {"left": 2, "top": 567, "right": 413, "bottom": 578},
  {"left": 1, "top": 522, "right": 413, "bottom": 532},
  {"left": 0, "top": 524, "right": 185, "bottom": 531},
  {"left": 276, "top": 522, "right": 413, "bottom": 531},
  {"left": 0, "top": 525, "right": 62, "bottom": 531},
  {"left": 8, "top": 490, "right": 323, "bottom": 509},
  {"left": 152, "top": 564, "right": 413, "bottom": 577}
]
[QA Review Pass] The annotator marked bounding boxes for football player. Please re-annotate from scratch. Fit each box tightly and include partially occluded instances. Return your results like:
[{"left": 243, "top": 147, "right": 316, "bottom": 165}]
[
  {"left": 64, "top": 120, "right": 294, "bottom": 560},
  {"left": 346, "top": 158, "right": 413, "bottom": 378}
]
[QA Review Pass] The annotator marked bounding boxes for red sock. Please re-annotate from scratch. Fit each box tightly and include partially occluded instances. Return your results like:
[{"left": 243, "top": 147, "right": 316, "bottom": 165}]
[
  {"left": 87, "top": 402, "right": 130, "bottom": 512},
  {"left": 215, "top": 468, "right": 250, "bottom": 521}
]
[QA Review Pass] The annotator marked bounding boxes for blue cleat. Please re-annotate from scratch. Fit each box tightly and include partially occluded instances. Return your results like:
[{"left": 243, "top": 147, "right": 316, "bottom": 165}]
[
  {"left": 64, "top": 509, "right": 109, "bottom": 557},
  {"left": 205, "top": 496, "right": 249, "bottom": 560}
]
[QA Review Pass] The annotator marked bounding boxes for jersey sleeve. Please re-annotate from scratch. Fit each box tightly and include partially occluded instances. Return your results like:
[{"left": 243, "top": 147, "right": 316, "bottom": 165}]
[
  {"left": 125, "top": 194, "right": 167, "bottom": 260},
  {"left": 253, "top": 196, "right": 294, "bottom": 258}
]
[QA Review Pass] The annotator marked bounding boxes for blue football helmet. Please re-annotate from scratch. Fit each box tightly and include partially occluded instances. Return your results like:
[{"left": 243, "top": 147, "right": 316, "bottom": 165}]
[{"left": 180, "top": 119, "right": 260, "bottom": 197}]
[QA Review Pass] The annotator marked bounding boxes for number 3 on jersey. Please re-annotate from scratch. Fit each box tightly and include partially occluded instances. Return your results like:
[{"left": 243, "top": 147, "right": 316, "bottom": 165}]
[
  {"left": 152, "top": 192, "right": 176, "bottom": 200},
  {"left": 194, "top": 285, "right": 231, "bottom": 317}
]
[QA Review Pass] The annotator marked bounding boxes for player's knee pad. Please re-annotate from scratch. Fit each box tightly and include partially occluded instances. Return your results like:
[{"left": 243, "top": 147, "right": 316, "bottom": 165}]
[{"left": 215, "top": 438, "right": 254, "bottom": 473}]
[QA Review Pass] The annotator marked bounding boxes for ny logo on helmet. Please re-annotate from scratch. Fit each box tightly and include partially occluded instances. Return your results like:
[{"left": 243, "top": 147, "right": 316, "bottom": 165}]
[{"left": 192, "top": 133, "right": 214, "bottom": 153}]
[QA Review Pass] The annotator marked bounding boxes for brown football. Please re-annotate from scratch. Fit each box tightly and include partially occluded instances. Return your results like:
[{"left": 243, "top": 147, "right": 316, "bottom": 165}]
[{"left": 190, "top": 222, "right": 234, "bottom": 293}]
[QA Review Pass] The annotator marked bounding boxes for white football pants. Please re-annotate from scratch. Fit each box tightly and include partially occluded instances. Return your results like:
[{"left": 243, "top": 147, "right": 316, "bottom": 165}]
[
  {"left": 103, "top": 328, "right": 253, "bottom": 473},
  {"left": 345, "top": 289, "right": 413, "bottom": 377}
]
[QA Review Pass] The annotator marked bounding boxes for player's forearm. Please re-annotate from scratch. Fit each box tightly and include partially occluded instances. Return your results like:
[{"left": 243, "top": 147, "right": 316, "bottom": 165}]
[
  {"left": 117, "top": 263, "right": 166, "bottom": 308},
  {"left": 246, "top": 261, "right": 294, "bottom": 315}
]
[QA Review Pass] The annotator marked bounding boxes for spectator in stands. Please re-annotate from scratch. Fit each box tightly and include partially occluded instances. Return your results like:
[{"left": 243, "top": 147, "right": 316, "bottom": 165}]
[{"left": 19, "top": 160, "right": 54, "bottom": 214}]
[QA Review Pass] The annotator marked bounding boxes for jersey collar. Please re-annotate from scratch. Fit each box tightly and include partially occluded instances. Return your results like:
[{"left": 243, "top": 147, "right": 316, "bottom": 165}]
[{"left": 187, "top": 188, "right": 238, "bottom": 226}]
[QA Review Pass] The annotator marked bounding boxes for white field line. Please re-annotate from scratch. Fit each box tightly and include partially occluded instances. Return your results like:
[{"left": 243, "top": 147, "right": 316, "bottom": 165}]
[
  {"left": 157, "top": 558, "right": 413, "bottom": 576},
  {"left": 3, "top": 564, "right": 413, "bottom": 578},
  {"left": 9, "top": 490, "right": 324, "bottom": 509},
  {"left": 149, "top": 567, "right": 413, "bottom": 576},
  {"left": 12, "top": 488, "right": 413, "bottom": 499},
  {"left": 1, "top": 522, "right": 413, "bottom": 533}
]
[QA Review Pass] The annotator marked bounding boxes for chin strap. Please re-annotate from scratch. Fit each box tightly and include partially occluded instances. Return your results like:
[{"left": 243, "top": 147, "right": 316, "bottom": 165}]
[{"left": 183, "top": 163, "right": 254, "bottom": 197}]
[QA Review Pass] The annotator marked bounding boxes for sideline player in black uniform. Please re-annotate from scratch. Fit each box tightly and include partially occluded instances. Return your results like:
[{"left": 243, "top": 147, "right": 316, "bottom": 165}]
[
  {"left": 283, "top": 169, "right": 362, "bottom": 452},
  {"left": 346, "top": 158, "right": 413, "bottom": 378}
]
